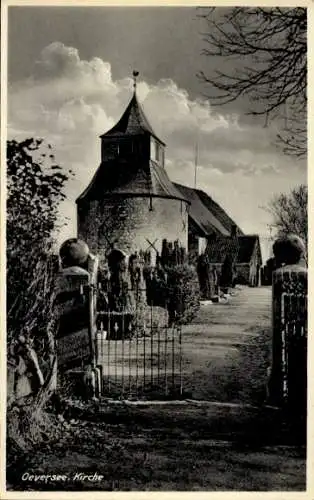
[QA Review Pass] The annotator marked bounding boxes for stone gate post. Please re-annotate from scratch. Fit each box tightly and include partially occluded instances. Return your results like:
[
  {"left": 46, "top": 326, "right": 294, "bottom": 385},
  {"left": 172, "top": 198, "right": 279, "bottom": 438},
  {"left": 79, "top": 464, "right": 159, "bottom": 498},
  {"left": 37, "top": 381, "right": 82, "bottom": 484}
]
[{"left": 269, "top": 234, "right": 307, "bottom": 426}]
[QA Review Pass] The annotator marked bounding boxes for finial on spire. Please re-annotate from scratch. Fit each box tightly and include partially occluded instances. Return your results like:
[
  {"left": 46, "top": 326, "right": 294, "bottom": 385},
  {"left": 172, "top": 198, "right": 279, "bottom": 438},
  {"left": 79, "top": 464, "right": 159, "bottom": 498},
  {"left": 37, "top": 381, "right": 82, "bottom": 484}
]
[{"left": 132, "top": 70, "right": 139, "bottom": 92}]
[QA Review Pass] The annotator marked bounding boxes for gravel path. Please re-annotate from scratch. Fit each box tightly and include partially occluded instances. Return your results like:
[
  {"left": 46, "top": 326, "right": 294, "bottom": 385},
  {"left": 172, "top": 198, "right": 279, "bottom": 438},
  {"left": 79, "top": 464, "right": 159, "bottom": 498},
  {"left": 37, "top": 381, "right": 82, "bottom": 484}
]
[{"left": 181, "top": 286, "right": 272, "bottom": 402}]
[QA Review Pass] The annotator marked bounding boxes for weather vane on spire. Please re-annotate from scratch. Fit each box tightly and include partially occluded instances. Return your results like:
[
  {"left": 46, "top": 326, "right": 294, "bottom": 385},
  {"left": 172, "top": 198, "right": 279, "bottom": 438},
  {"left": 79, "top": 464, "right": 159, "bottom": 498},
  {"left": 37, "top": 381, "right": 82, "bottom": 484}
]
[{"left": 132, "top": 70, "right": 139, "bottom": 92}]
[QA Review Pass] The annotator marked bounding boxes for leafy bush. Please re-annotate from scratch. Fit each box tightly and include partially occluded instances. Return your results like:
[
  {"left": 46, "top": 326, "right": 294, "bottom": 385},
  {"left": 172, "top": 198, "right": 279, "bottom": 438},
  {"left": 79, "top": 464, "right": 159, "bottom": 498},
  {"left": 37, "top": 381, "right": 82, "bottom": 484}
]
[
  {"left": 144, "top": 264, "right": 200, "bottom": 325},
  {"left": 7, "top": 138, "right": 70, "bottom": 456},
  {"left": 7, "top": 139, "right": 70, "bottom": 347},
  {"left": 166, "top": 264, "right": 200, "bottom": 325}
]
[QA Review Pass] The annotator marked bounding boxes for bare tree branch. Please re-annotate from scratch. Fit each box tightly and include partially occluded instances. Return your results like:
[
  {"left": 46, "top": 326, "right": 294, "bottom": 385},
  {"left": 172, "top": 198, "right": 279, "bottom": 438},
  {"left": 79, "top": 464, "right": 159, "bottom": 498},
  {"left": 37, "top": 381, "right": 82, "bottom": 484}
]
[
  {"left": 266, "top": 185, "right": 307, "bottom": 243},
  {"left": 197, "top": 7, "right": 307, "bottom": 158}
]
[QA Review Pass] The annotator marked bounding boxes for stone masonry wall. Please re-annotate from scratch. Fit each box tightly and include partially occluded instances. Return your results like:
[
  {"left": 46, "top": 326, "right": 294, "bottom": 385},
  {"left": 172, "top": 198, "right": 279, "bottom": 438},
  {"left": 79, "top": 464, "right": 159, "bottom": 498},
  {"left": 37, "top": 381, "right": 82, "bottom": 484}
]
[{"left": 77, "top": 196, "right": 188, "bottom": 263}]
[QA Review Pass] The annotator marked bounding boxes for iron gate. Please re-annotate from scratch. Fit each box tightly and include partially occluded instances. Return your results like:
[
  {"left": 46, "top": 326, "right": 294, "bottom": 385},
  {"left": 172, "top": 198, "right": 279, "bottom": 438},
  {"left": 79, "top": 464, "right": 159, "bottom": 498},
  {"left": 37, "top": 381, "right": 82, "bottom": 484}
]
[{"left": 95, "top": 289, "right": 183, "bottom": 399}]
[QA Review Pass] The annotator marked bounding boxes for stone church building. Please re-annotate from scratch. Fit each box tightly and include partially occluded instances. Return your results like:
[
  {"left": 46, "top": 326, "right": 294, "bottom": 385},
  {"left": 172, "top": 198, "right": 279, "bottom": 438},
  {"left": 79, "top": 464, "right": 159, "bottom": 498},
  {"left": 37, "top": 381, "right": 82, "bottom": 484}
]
[
  {"left": 76, "top": 76, "right": 262, "bottom": 279},
  {"left": 77, "top": 85, "right": 189, "bottom": 262}
]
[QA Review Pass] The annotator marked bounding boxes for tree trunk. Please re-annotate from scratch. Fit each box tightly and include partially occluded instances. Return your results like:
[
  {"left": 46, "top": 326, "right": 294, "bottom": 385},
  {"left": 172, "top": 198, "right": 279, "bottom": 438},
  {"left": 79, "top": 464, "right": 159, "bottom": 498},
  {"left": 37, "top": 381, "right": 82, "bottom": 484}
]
[{"left": 33, "top": 356, "right": 57, "bottom": 411}]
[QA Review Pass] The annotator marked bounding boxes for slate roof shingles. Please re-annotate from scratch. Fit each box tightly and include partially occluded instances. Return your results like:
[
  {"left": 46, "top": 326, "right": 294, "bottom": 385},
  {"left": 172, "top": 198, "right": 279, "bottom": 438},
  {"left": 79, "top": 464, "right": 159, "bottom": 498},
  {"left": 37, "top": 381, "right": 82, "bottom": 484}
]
[
  {"left": 100, "top": 93, "right": 165, "bottom": 145},
  {"left": 77, "top": 159, "right": 189, "bottom": 202},
  {"left": 174, "top": 183, "right": 234, "bottom": 237},
  {"left": 206, "top": 235, "right": 261, "bottom": 264},
  {"left": 196, "top": 189, "right": 244, "bottom": 236}
]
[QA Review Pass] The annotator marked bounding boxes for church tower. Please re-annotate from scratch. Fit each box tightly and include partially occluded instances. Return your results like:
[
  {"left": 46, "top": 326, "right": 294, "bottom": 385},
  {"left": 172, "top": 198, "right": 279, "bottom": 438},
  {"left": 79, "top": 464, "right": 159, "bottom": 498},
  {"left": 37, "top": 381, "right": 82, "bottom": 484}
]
[{"left": 76, "top": 72, "right": 189, "bottom": 261}]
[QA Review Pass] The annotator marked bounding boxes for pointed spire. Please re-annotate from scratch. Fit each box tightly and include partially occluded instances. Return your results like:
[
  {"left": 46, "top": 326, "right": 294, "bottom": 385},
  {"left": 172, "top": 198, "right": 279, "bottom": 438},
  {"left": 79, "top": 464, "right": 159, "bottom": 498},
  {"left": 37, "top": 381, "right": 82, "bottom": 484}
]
[{"left": 100, "top": 70, "right": 165, "bottom": 145}]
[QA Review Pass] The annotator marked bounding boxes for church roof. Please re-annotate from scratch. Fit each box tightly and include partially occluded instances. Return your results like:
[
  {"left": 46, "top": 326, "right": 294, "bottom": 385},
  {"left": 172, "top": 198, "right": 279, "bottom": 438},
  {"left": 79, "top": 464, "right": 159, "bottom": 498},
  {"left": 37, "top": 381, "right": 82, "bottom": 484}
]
[
  {"left": 195, "top": 189, "right": 244, "bottom": 236},
  {"left": 77, "top": 85, "right": 187, "bottom": 203},
  {"left": 76, "top": 159, "right": 189, "bottom": 203},
  {"left": 173, "top": 183, "right": 230, "bottom": 236},
  {"left": 174, "top": 183, "right": 243, "bottom": 237},
  {"left": 100, "top": 93, "right": 165, "bottom": 146}
]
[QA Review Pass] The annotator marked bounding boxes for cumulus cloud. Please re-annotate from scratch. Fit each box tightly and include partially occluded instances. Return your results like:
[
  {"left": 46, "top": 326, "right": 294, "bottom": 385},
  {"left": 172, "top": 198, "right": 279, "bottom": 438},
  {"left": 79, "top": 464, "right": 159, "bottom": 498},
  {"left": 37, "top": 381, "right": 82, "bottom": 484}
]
[
  {"left": 8, "top": 42, "right": 306, "bottom": 252},
  {"left": 34, "top": 42, "right": 111, "bottom": 82}
]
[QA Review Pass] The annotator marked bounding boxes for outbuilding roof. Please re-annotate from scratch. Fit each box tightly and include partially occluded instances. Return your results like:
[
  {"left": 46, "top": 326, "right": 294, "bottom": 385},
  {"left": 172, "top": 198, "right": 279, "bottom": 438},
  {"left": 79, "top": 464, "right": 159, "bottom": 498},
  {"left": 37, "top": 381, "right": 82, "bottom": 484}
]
[
  {"left": 237, "top": 236, "right": 261, "bottom": 263},
  {"left": 206, "top": 235, "right": 239, "bottom": 262},
  {"left": 205, "top": 234, "right": 262, "bottom": 264}
]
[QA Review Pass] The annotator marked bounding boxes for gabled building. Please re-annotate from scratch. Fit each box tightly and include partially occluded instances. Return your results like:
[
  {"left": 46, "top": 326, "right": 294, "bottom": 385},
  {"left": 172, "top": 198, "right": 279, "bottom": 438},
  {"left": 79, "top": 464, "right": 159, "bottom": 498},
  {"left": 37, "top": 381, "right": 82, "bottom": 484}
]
[
  {"left": 174, "top": 183, "right": 243, "bottom": 258},
  {"left": 205, "top": 233, "right": 262, "bottom": 287}
]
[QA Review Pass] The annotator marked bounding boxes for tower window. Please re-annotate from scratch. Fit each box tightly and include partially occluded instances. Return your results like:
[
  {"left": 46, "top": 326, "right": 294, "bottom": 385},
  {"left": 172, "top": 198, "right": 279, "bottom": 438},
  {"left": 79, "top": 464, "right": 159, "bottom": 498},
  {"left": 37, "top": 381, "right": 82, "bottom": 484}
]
[
  {"left": 119, "top": 141, "right": 133, "bottom": 157},
  {"left": 151, "top": 138, "right": 164, "bottom": 166},
  {"left": 161, "top": 148, "right": 165, "bottom": 167},
  {"left": 151, "top": 138, "right": 156, "bottom": 160},
  {"left": 155, "top": 142, "right": 161, "bottom": 162},
  {"left": 102, "top": 141, "right": 120, "bottom": 160}
]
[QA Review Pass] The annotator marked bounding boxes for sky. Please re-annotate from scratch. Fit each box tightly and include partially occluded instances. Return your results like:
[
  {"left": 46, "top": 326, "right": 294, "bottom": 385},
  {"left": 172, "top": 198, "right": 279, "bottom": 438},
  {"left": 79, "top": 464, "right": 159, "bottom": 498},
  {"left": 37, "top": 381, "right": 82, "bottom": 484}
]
[{"left": 7, "top": 6, "right": 307, "bottom": 261}]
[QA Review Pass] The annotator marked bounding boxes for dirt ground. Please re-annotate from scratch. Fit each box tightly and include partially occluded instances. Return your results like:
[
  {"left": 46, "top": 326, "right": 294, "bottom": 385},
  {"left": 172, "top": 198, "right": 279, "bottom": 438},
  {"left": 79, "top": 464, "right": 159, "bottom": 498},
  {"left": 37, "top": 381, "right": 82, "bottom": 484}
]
[
  {"left": 7, "top": 401, "right": 306, "bottom": 491},
  {"left": 6, "top": 286, "right": 307, "bottom": 491}
]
